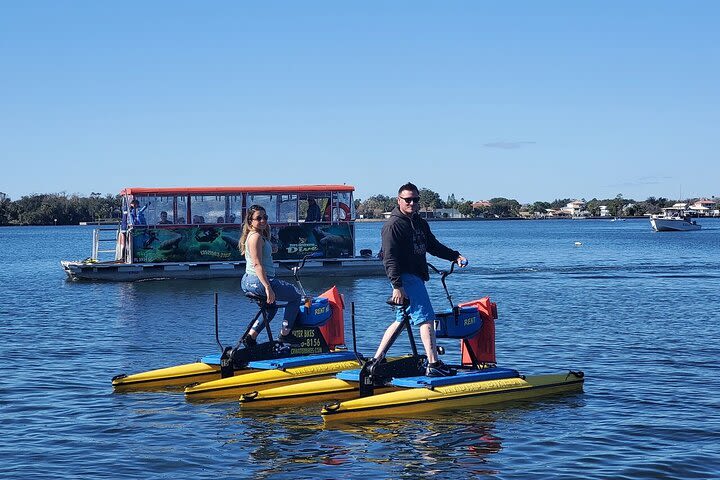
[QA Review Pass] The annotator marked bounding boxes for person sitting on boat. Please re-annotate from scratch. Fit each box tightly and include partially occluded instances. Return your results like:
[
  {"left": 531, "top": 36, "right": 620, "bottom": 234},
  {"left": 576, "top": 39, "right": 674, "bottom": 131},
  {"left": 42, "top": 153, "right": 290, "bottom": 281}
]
[
  {"left": 239, "top": 205, "right": 302, "bottom": 346},
  {"left": 129, "top": 199, "right": 148, "bottom": 225},
  {"left": 157, "top": 211, "right": 173, "bottom": 224},
  {"left": 305, "top": 197, "right": 322, "bottom": 222},
  {"left": 372, "top": 182, "right": 468, "bottom": 377}
]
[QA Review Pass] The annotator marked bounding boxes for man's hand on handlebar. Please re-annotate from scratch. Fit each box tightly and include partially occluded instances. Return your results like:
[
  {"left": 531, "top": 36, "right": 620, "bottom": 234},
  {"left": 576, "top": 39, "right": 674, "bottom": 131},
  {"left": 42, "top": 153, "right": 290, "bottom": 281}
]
[
  {"left": 456, "top": 255, "right": 468, "bottom": 268},
  {"left": 391, "top": 287, "right": 407, "bottom": 306}
]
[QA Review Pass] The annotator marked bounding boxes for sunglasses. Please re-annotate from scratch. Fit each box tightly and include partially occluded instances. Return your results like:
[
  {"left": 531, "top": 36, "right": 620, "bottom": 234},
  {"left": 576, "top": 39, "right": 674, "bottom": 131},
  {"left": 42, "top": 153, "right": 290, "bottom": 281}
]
[
  {"left": 399, "top": 196, "right": 420, "bottom": 204},
  {"left": 252, "top": 214, "right": 268, "bottom": 221}
]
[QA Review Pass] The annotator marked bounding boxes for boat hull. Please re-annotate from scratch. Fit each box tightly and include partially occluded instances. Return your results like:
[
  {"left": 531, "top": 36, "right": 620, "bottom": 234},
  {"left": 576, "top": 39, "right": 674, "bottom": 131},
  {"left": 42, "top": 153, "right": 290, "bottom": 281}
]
[
  {"left": 650, "top": 217, "right": 701, "bottom": 232},
  {"left": 62, "top": 257, "right": 384, "bottom": 281},
  {"left": 184, "top": 358, "right": 363, "bottom": 400},
  {"left": 321, "top": 372, "right": 585, "bottom": 421}
]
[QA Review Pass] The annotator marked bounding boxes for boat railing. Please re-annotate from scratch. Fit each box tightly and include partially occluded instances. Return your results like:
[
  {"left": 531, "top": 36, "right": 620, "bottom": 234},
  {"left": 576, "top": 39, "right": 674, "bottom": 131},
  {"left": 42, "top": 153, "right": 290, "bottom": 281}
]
[{"left": 92, "top": 226, "right": 120, "bottom": 262}]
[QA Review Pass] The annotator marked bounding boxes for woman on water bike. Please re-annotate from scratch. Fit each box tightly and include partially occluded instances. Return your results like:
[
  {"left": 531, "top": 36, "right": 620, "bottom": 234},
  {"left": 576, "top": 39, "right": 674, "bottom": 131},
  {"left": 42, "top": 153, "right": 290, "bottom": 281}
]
[{"left": 239, "top": 205, "right": 302, "bottom": 346}]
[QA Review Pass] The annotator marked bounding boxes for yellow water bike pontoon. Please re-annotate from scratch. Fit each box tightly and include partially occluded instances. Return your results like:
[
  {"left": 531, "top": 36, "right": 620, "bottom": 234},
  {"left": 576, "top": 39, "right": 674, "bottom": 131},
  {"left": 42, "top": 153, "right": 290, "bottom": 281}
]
[
  {"left": 239, "top": 263, "right": 585, "bottom": 420},
  {"left": 112, "top": 259, "right": 362, "bottom": 394}
]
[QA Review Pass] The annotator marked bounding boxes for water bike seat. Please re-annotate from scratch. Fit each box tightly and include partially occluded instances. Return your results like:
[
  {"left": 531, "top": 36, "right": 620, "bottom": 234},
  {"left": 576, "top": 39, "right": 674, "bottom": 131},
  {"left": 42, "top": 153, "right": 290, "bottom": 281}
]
[{"left": 244, "top": 292, "right": 288, "bottom": 306}]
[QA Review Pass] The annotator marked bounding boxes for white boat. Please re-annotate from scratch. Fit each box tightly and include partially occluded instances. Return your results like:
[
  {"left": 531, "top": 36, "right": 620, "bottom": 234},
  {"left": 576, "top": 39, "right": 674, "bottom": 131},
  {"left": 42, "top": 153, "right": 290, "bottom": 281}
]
[{"left": 650, "top": 204, "right": 701, "bottom": 232}]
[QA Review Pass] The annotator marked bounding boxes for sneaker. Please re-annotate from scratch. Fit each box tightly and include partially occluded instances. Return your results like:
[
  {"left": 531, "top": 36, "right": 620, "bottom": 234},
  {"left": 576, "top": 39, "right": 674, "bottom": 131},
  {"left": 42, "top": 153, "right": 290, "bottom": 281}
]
[
  {"left": 278, "top": 332, "right": 303, "bottom": 345},
  {"left": 426, "top": 360, "right": 457, "bottom": 377},
  {"left": 242, "top": 335, "right": 257, "bottom": 348}
]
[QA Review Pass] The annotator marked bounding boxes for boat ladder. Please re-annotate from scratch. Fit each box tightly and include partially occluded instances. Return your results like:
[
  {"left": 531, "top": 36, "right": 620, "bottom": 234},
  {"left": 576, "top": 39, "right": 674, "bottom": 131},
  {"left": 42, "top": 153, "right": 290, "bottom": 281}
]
[{"left": 92, "top": 227, "right": 120, "bottom": 261}]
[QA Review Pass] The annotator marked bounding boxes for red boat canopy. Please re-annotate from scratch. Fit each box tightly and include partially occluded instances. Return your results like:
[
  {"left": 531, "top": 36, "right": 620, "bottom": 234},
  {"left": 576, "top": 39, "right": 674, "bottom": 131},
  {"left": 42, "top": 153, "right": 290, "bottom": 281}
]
[{"left": 120, "top": 185, "right": 354, "bottom": 196}]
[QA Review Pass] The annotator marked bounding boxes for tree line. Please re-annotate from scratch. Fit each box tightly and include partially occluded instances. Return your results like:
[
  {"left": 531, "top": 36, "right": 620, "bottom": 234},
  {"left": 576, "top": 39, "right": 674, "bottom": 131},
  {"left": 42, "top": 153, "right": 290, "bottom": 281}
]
[
  {"left": 0, "top": 193, "right": 121, "bottom": 226},
  {"left": 354, "top": 189, "right": 675, "bottom": 219},
  {"left": 0, "top": 190, "right": 680, "bottom": 226}
]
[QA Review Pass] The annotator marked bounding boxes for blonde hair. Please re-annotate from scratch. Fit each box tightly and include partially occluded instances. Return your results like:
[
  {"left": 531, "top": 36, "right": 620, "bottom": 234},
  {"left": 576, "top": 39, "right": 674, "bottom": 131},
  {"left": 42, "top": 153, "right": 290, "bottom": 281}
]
[{"left": 239, "top": 205, "right": 270, "bottom": 253}]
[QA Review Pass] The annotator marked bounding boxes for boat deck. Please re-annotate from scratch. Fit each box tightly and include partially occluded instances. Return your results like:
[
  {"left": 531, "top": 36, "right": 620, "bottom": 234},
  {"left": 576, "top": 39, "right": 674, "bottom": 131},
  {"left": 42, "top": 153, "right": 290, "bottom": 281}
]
[{"left": 62, "top": 256, "right": 385, "bottom": 281}]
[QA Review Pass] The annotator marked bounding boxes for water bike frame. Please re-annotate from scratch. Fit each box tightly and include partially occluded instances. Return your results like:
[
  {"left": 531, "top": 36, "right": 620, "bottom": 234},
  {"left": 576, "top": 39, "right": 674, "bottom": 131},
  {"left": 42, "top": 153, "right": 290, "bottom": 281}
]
[{"left": 355, "top": 262, "right": 496, "bottom": 397}]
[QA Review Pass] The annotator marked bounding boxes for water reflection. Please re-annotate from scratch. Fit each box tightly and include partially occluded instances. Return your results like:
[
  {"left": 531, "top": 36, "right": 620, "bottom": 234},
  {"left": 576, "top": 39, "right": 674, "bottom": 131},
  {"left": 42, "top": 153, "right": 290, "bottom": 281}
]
[{"left": 225, "top": 404, "right": 508, "bottom": 476}]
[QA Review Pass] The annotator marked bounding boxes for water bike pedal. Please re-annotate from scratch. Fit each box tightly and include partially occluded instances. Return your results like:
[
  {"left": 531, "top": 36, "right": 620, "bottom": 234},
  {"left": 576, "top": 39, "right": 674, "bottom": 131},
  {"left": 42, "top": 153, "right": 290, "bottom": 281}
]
[
  {"left": 229, "top": 340, "right": 289, "bottom": 368},
  {"left": 361, "top": 355, "right": 427, "bottom": 385},
  {"left": 278, "top": 332, "right": 303, "bottom": 345},
  {"left": 425, "top": 360, "right": 457, "bottom": 377}
]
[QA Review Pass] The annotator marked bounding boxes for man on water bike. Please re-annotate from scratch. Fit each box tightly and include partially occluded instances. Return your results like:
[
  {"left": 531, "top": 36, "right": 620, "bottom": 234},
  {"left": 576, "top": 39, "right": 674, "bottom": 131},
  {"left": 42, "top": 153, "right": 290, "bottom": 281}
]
[{"left": 372, "top": 182, "right": 468, "bottom": 377}]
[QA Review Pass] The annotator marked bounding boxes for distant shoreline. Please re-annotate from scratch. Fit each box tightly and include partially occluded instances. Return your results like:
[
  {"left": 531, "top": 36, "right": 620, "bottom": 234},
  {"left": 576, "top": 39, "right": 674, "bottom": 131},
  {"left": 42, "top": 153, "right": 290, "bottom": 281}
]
[{"left": 356, "top": 216, "right": 651, "bottom": 222}]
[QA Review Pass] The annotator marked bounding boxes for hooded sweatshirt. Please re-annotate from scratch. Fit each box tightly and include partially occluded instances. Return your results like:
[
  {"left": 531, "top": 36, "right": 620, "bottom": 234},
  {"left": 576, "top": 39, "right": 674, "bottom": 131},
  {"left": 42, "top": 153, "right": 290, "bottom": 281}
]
[{"left": 381, "top": 207, "right": 460, "bottom": 288}]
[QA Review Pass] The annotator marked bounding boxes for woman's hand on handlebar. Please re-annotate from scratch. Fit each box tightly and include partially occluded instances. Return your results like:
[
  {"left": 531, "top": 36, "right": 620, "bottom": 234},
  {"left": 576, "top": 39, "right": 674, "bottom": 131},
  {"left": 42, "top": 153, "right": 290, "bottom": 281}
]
[{"left": 456, "top": 255, "right": 468, "bottom": 268}]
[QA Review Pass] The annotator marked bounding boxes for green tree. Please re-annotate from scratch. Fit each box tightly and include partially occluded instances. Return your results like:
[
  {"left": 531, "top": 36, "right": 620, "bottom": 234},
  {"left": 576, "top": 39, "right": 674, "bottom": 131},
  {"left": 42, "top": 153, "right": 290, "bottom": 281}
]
[
  {"left": 458, "top": 200, "right": 474, "bottom": 217},
  {"left": 419, "top": 188, "right": 442, "bottom": 214},
  {"left": 488, "top": 197, "right": 521, "bottom": 217},
  {"left": 549, "top": 198, "right": 572, "bottom": 209},
  {"left": 612, "top": 194, "right": 624, "bottom": 217},
  {"left": 529, "top": 201, "right": 551, "bottom": 215},
  {"left": 358, "top": 194, "right": 395, "bottom": 219},
  {"left": 0, "top": 196, "right": 11, "bottom": 225}
]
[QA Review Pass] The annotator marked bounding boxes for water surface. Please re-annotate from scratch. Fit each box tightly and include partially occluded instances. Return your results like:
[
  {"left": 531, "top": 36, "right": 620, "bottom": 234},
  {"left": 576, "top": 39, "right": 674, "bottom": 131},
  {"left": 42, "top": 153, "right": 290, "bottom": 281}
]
[{"left": 1, "top": 219, "right": 719, "bottom": 479}]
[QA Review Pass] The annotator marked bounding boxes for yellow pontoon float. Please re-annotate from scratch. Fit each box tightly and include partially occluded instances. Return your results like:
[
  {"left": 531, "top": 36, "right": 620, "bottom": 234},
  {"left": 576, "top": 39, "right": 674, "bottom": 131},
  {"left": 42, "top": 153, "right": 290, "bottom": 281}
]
[{"left": 240, "top": 263, "right": 584, "bottom": 420}]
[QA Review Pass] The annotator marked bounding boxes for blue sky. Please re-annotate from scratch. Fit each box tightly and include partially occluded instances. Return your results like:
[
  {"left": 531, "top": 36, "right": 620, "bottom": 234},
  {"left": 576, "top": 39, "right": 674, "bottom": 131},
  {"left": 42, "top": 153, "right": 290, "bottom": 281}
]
[{"left": 1, "top": 1, "right": 718, "bottom": 204}]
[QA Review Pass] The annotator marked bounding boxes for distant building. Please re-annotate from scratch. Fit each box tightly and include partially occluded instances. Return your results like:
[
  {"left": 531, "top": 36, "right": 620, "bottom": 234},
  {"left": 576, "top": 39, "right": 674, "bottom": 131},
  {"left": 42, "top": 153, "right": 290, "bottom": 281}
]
[
  {"left": 561, "top": 200, "right": 586, "bottom": 217},
  {"left": 472, "top": 200, "right": 491, "bottom": 209},
  {"left": 599, "top": 205, "right": 610, "bottom": 217},
  {"left": 429, "top": 208, "right": 462, "bottom": 219},
  {"left": 545, "top": 208, "right": 569, "bottom": 217},
  {"left": 688, "top": 199, "right": 718, "bottom": 216}
]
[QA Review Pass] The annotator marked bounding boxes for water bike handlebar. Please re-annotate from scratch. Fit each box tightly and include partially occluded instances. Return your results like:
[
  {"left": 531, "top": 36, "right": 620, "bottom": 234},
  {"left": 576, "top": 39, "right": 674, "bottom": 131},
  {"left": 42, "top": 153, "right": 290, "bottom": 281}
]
[
  {"left": 281, "top": 255, "right": 312, "bottom": 297},
  {"left": 427, "top": 260, "right": 467, "bottom": 309},
  {"left": 282, "top": 255, "right": 310, "bottom": 275},
  {"left": 386, "top": 297, "right": 411, "bottom": 307}
]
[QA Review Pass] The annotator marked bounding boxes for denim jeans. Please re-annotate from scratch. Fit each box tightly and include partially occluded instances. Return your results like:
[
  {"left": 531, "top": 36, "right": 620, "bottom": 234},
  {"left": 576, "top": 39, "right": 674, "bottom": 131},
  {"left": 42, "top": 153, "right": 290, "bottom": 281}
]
[{"left": 241, "top": 274, "right": 302, "bottom": 332}]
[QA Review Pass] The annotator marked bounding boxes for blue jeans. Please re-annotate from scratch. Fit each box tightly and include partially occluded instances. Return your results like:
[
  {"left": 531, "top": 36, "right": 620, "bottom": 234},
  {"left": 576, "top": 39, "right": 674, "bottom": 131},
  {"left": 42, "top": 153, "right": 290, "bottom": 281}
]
[
  {"left": 395, "top": 273, "right": 435, "bottom": 326},
  {"left": 241, "top": 274, "right": 302, "bottom": 332}
]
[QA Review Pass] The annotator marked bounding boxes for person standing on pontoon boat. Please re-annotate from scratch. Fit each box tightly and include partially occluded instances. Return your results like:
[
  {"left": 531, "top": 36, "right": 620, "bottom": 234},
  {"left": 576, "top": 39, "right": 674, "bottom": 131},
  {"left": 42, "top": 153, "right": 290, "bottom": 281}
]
[
  {"left": 239, "top": 205, "right": 302, "bottom": 346},
  {"left": 305, "top": 197, "right": 322, "bottom": 222},
  {"left": 129, "top": 199, "right": 148, "bottom": 225},
  {"left": 372, "top": 182, "right": 468, "bottom": 377}
]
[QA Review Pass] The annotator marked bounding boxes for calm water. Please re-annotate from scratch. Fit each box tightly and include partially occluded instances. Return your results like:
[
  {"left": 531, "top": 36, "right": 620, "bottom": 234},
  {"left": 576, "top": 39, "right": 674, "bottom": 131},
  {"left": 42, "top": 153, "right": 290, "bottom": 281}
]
[{"left": 2, "top": 219, "right": 719, "bottom": 479}]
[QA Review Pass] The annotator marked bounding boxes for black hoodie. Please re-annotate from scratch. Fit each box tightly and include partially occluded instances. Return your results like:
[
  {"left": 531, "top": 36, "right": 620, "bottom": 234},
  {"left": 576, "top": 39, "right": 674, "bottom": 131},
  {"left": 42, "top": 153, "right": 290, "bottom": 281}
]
[{"left": 381, "top": 207, "right": 460, "bottom": 288}]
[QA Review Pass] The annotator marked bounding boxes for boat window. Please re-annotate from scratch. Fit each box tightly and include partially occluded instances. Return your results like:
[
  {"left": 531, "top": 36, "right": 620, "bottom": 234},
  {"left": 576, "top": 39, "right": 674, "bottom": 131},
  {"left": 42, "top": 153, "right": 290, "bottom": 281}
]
[
  {"left": 129, "top": 196, "right": 153, "bottom": 225},
  {"left": 332, "top": 191, "right": 353, "bottom": 222},
  {"left": 176, "top": 195, "right": 188, "bottom": 224},
  {"left": 278, "top": 194, "right": 298, "bottom": 223},
  {"left": 190, "top": 195, "right": 226, "bottom": 224},
  {"left": 246, "top": 194, "right": 278, "bottom": 223},
  {"left": 144, "top": 196, "right": 175, "bottom": 225},
  {"left": 313, "top": 195, "right": 333, "bottom": 221},
  {"left": 299, "top": 194, "right": 324, "bottom": 222},
  {"left": 227, "top": 195, "right": 242, "bottom": 224}
]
